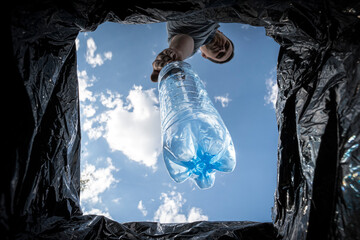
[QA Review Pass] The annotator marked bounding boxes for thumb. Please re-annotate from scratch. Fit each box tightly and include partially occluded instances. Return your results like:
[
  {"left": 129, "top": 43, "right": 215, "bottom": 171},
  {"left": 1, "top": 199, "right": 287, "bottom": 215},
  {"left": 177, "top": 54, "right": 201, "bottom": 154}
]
[{"left": 151, "top": 70, "right": 160, "bottom": 82}]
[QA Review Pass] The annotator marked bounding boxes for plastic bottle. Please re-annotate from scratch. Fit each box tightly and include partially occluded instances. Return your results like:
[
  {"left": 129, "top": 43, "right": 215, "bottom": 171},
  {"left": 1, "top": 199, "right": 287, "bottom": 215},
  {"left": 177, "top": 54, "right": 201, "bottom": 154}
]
[{"left": 158, "top": 61, "right": 236, "bottom": 189}]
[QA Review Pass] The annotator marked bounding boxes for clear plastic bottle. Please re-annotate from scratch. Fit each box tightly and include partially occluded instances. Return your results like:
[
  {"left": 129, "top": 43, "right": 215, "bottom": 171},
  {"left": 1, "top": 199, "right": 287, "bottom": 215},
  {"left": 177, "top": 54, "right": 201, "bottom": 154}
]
[{"left": 158, "top": 61, "right": 236, "bottom": 189}]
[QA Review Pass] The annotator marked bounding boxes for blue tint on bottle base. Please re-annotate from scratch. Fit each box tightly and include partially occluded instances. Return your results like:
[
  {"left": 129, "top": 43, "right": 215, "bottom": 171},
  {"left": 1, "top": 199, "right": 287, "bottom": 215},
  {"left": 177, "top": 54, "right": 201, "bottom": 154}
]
[{"left": 158, "top": 61, "right": 236, "bottom": 189}]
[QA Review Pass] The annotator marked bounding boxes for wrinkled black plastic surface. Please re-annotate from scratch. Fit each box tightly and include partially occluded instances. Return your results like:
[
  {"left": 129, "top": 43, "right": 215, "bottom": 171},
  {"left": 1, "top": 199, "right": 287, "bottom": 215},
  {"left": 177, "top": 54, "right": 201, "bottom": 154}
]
[{"left": 3, "top": 0, "right": 359, "bottom": 239}]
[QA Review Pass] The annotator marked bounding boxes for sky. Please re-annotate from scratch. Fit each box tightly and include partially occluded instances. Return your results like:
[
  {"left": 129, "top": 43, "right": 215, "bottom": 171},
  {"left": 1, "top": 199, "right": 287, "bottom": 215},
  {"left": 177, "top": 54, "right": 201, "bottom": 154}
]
[{"left": 76, "top": 22, "right": 280, "bottom": 224}]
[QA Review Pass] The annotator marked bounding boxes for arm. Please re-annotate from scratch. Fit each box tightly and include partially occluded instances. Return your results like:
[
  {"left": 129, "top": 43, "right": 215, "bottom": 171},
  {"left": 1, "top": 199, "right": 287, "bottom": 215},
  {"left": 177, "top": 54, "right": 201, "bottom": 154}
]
[
  {"left": 168, "top": 34, "right": 194, "bottom": 60},
  {"left": 151, "top": 34, "right": 194, "bottom": 82}
]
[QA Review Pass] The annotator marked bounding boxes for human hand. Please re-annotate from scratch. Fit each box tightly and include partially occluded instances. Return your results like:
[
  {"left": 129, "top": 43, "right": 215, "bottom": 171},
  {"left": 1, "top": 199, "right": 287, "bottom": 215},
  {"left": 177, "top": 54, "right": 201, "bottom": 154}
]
[{"left": 151, "top": 48, "right": 181, "bottom": 82}]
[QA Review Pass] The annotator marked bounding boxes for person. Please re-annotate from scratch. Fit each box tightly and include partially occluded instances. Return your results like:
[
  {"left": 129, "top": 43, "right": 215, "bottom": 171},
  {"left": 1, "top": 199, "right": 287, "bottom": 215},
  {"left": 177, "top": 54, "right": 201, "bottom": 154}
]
[{"left": 151, "top": 19, "right": 234, "bottom": 82}]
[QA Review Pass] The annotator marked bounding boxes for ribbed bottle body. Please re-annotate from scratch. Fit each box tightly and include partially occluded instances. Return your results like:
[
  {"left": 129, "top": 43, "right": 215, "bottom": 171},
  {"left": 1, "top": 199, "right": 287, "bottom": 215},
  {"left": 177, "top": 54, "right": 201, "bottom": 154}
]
[{"left": 158, "top": 61, "right": 236, "bottom": 189}]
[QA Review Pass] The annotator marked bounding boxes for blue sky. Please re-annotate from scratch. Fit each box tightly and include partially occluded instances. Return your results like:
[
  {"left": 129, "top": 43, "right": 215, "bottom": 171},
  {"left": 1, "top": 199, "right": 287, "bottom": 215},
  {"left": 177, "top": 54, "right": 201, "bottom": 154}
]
[{"left": 76, "top": 22, "right": 280, "bottom": 223}]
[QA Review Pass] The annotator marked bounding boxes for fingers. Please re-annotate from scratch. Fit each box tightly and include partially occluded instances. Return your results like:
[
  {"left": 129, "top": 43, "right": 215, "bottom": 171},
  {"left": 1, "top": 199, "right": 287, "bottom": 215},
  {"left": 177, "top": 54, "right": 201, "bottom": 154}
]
[
  {"left": 150, "top": 70, "right": 159, "bottom": 82},
  {"left": 152, "top": 58, "right": 170, "bottom": 71},
  {"left": 151, "top": 48, "right": 180, "bottom": 82}
]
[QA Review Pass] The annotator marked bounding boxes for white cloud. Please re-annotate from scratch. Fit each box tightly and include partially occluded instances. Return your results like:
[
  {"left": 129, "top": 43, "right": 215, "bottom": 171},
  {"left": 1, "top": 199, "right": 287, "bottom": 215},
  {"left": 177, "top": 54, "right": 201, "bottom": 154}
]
[
  {"left": 75, "top": 38, "right": 80, "bottom": 51},
  {"left": 86, "top": 37, "right": 112, "bottom": 68},
  {"left": 104, "top": 51, "right": 113, "bottom": 60},
  {"left": 82, "top": 104, "right": 97, "bottom": 118},
  {"left": 112, "top": 198, "right": 121, "bottom": 204},
  {"left": 153, "top": 191, "right": 208, "bottom": 223},
  {"left": 82, "top": 207, "right": 112, "bottom": 219},
  {"left": 100, "top": 90, "right": 123, "bottom": 109},
  {"left": 80, "top": 157, "right": 119, "bottom": 205},
  {"left": 81, "top": 141, "right": 90, "bottom": 159},
  {"left": 79, "top": 84, "right": 161, "bottom": 169},
  {"left": 138, "top": 200, "right": 148, "bottom": 216},
  {"left": 103, "top": 86, "right": 161, "bottom": 169},
  {"left": 82, "top": 113, "right": 107, "bottom": 140},
  {"left": 187, "top": 207, "right": 208, "bottom": 223},
  {"left": 77, "top": 69, "right": 100, "bottom": 138},
  {"left": 77, "top": 70, "right": 96, "bottom": 102},
  {"left": 214, "top": 93, "right": 231, "bottom": 107},
  {"left": 264, "top": 68, "right": 278, "bottom": 109}
]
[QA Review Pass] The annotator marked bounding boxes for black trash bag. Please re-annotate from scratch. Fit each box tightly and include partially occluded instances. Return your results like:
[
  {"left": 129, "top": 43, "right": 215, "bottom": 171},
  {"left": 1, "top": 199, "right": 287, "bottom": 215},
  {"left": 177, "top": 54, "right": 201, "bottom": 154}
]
[{"left": 3, "top": 0, "right": 359, "bottom": 239}]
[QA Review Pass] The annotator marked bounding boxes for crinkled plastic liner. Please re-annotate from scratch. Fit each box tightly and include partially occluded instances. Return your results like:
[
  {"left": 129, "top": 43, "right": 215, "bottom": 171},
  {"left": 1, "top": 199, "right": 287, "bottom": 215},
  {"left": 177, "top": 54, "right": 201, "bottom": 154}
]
[{"left": 4, "top": 0, "right": 359, "bottom": 239}]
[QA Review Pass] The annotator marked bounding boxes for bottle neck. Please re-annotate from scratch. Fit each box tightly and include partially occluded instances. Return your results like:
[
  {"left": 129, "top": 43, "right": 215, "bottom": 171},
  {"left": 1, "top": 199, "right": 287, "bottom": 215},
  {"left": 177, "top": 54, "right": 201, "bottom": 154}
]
[{"left": 158, "top": 61, "right": 191, "bottom": 85}]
